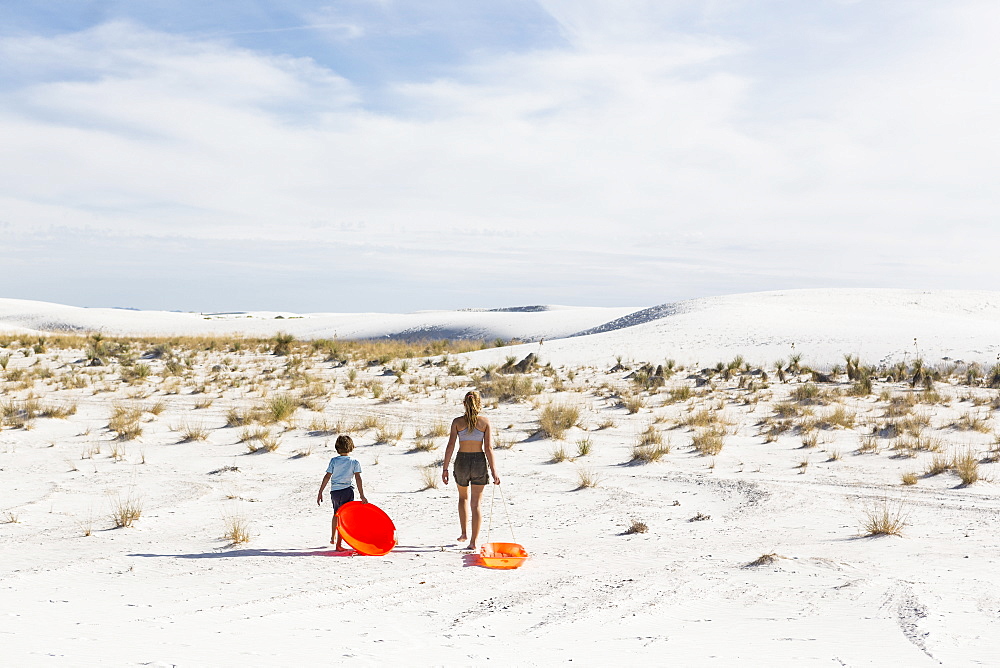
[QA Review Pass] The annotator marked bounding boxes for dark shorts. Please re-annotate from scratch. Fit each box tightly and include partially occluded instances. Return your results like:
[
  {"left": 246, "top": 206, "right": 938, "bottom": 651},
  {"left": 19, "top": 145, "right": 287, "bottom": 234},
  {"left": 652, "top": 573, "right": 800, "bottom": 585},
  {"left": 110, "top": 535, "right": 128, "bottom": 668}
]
[
  {"left": 330, "top": 487, "right": 355, "bottom": 514},
  {"left": 454, "top": 451, "right": 489, "bottom": 487}
]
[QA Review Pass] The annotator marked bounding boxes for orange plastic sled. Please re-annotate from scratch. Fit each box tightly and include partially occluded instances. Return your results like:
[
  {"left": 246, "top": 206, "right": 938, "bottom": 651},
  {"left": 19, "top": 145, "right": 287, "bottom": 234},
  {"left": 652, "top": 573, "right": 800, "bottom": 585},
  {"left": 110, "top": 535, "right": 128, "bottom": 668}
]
[
  {"left": 480, "top": 542, "right": 529, "bottom": 569},
  {"left": 336, "top": 501, "right": 397, "bottom": 556}
]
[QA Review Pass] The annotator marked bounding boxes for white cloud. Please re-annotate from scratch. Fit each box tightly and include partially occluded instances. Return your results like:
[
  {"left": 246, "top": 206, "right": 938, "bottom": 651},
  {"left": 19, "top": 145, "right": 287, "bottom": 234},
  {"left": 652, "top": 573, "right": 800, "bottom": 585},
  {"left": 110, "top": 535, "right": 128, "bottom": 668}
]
[{"left": 1, "top": 3, "right": 1000, "bottom": 310}]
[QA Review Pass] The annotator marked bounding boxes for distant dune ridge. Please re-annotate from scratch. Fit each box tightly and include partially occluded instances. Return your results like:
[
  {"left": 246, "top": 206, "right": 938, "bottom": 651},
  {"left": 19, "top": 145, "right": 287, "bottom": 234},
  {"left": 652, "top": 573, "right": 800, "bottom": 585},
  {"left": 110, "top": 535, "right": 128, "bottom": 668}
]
[{"left": 3, "top": 289, "right": 1000, "bottom": 366}]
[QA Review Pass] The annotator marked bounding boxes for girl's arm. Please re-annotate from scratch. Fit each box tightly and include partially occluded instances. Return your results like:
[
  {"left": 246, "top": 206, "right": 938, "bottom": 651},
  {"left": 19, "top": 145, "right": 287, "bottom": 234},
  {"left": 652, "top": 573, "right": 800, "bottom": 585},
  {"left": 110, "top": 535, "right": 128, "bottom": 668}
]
[
  {"left": 482, "top": 418, "right": 500, "bottom": 485},
  {"left": 317, "top": 472, "right": 331, "bottom": 505},
  {"left": 354, "top": 472, "right": 368, "bottom": 503},
  {"left": 441, "top": 418, "right": 459, "bottom": 484}
]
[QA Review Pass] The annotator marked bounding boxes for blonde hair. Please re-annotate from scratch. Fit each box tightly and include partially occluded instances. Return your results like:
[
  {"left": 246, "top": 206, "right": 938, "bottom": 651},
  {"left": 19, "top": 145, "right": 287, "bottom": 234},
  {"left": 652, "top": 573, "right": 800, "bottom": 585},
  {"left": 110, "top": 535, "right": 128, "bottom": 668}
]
[
  {"left": 335, "top": 434, "right": 355, "bottom": 454},
  {"left": 463, "top": 391, "right": 481, "bottom": 432}
]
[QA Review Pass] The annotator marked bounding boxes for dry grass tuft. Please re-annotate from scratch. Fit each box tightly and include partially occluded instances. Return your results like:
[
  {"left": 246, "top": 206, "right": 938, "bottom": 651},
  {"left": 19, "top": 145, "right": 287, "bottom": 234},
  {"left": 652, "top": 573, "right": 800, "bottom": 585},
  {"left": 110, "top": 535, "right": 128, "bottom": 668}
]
[
  {"left": 900, "top": 472, "right": 919, "bottom": 486},
  {"left": 178, "top": 422, "right": 209, "bottom": 442},
  {"left": 746, "top": 552, "right": 782, "bottom": 567},
  {"left": 953, "top": 448, "right": 981, "bottom": 485},
  {"left": 860, "top": 497, "right": 908, "bottom": 537},
  {"left": 222, "top": 513, "right": 252, "bottom": 544},
  {"left": 550, "top": 444, "right": 571, "bottom": 463},
  {"left": 419, "top": 466, "right": 440, "bottom": 490},
  {"left": 576, "top": 437, "right": 593, "bottom": 457},
  {"left": 574, "top": 467, "right": 602, "bottom": 489},
  {"left": 539, "top": 403, "right": 580, "bottom": 440},
  {"left": 624, "top": 519, "right": 648, "bottom": 534},
  {"left": 692, "top": 427, "right": 725, "bottom": 456},
  {"left": 109, "top": 491, "right": 143, "bottom": 528},
  {"left": 925, "top": 454, "right": 952, "bottom": 476}
]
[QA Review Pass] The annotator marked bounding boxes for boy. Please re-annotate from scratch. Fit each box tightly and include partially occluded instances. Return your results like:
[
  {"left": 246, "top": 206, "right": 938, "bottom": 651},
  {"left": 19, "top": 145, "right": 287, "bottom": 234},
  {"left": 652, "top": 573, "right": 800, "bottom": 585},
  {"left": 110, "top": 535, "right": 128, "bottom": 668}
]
[{"left": 316, "top": 435, "right": 367, "bottom": 550}]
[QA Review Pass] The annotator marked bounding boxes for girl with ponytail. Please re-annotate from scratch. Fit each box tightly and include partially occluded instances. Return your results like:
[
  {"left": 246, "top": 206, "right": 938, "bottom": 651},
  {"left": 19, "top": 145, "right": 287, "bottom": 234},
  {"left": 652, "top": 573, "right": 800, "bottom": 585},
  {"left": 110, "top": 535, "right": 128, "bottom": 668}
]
[{"left": 442, "top": 390, "right": 500, "bottom": 549}]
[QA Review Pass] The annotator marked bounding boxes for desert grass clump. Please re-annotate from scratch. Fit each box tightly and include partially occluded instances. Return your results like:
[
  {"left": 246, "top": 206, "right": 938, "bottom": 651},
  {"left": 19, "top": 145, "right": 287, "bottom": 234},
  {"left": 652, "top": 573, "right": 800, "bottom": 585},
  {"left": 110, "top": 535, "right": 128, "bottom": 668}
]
[
  {"left": 800, "top": 431, "right": 819, "bottom": 449},
  {"left": 666, "top": 386, "right": 693, "bottom": 404},
  {"left": 419, "top": 466, "right": 440, "bottom": 490},
  {"left": 194, "top": 397, "right": 215, "bottom": 410},
  {"left": 746, "top": 552, "right": 782, "bottom": 567},
  {"left": 238, "top": 426, "right": 271, "bottom": 443},
  {"left": 954, "top": 411, "right": 991, "bottom": 433},
  {"left": 146, "top": 400, "right": 167, "bottom": 416},
  {"left": 178, "top": 423, "right": 209, "bottom": 442},
  {"left": 222, "top": 512, "right": 252, "bottom": 544},
  {"left": 860, "top": 497, "right": 908, "bottom": 537},
  {"left": 953, "top": 448, "right": 981, "bottom": 485},
  {"left": 539, "top": 403, "right": 580, "bottom": 440},
  {"left": 108, "top": 404, "right": 143, "bottom": 440},
  {"left": 549, "top": 444, "right": 571, "bottom": 463},
  {"left": 596, "top": 418, "right": 617, "bottom": 430},
  {"left": 901, "top": 472, "right": 919, "bottom": 486},
  {"left": 631, "top": 425, "right": 671, "bottom": 463},
  {"left": 109, "top": 491, "right": 143, "bottom": 528},
  {"left": 820, "top": 405, "right": 856, "bottom": 429},
  {"left": 3, "top": 510, "right": 20, "bottom": 524},
  {"left": 621, "top": 394, "right": 645, "bottom": 414},
  {"left": 692, "top": 427, "right": 725, "bottom": 456},
  {"left": 684, "top": 408, "right": 722, "bottom": 428},
  {"left": 477, "top": 374, "right": 541, "bottom": 402},
  {"left": 576, "top": 437, "right": 593, "bottom": 457},
  {"left": 410, "top": 437, "right": 437, "bottom": 453},
  {"left": 925, "top": 454, "right": 952, "bottom": 476},
  {"left": 263, "top": 394, "right": 297, "bottom": 424},
  {"left": 826, "top": 448, "right": 842, "bottom": 461},
  {"left": 375, "top": 425, "right": 403, "bottom": 444},
  {"left": 624, "top": 519, "right": 648, "bottom": 534},
  {"left": 354, "top": 415, "right": 386, "bottom": 432},
  {"left": 260, "top": 433, "right": 282, "bottom": 452},
  {"left": 574, "top": 467, "right": 602, "bottom": 489}
]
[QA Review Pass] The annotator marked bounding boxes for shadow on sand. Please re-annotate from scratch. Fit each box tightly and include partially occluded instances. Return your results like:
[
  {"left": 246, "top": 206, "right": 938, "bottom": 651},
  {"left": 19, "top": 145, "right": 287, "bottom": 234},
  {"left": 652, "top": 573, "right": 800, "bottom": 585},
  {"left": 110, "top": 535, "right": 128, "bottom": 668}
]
[{"left": 129, "top": 545, "right": 448, "bottom": 559}]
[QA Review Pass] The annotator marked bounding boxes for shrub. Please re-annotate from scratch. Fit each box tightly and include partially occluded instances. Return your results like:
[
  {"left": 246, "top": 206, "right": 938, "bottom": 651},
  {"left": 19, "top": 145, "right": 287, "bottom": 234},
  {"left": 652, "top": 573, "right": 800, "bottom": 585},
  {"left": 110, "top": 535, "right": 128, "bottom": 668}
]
[
  {"left": 576, "top": 437, "right": 592, "bottom": 457},
  {"left": 539, "top": 404, "right": 579, "bottom": 440}
]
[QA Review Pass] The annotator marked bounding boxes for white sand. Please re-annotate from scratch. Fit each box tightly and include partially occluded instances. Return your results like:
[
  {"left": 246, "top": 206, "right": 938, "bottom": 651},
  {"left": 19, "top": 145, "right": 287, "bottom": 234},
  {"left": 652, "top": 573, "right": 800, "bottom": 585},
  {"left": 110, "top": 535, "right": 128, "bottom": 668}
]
[{"left": 3, "top": 289, "right": 1000, "bottom": 666}]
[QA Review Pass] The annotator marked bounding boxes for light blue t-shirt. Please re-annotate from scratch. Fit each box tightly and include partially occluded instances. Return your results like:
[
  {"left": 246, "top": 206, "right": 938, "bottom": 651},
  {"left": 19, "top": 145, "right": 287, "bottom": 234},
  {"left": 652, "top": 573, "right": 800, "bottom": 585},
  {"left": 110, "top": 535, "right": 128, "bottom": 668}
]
[{"left": 326, "top": 455, "right": 361, "bottom": 491}]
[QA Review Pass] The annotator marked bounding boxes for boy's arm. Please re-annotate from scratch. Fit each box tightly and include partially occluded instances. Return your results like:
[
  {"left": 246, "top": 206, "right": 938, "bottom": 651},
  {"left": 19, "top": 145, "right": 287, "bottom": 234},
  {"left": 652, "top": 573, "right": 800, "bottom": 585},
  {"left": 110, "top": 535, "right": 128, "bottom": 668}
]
[
  {"left": 354, "top": 472, "right": 367, "bottom": 503},
  {"left": 483, "top": 419, "right": 500, "bottom": 485},
  {"left": 317, "top": 472, "right": 331, "bottom": 505},
  {"left": 441, "top": 418, "right": 458, "bottom": 485}
]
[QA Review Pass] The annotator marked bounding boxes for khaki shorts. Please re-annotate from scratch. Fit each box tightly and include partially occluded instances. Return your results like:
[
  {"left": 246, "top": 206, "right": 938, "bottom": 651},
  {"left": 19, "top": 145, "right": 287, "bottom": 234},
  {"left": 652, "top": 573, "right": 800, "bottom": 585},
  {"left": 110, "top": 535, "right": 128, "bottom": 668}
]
[{"left": 453, "top": 452, "right": 489, "bottom": 486}]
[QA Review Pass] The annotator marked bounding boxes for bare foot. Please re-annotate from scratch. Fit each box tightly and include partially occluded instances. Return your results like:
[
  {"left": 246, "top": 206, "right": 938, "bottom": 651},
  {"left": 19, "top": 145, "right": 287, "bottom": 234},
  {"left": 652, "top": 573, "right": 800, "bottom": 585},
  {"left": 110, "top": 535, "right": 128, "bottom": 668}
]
[
  {"left": 330, "top": 537, "right": 337, "bottom": 545},
  {"left": 457, "top": 534, "right": 468, "bottom": 543},
  {"left": 465, "top": 542, "right": 477, "bottom": 551}
]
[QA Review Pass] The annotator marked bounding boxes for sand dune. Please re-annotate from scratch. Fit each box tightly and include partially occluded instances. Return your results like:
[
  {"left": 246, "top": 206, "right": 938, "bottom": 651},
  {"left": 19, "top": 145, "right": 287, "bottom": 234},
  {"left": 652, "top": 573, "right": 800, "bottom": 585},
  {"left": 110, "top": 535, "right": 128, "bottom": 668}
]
[{"left": 3, "top": 290, "right": 1000, "bottom": 665}]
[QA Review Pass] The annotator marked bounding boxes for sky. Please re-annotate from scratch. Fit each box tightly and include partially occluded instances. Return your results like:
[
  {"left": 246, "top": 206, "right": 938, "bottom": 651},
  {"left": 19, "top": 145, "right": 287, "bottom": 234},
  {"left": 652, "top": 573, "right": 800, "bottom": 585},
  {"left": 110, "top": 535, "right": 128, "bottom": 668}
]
[{"left": 1, "top": 1, "right": 998, "bottom": 312}]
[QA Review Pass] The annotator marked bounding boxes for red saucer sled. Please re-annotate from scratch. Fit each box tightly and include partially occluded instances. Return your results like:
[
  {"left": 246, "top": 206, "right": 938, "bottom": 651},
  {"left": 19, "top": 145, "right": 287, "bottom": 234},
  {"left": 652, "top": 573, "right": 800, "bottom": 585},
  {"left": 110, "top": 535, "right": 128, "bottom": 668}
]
[{"left": 335, "top": 501, "right": 397, "bottom": 556}]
